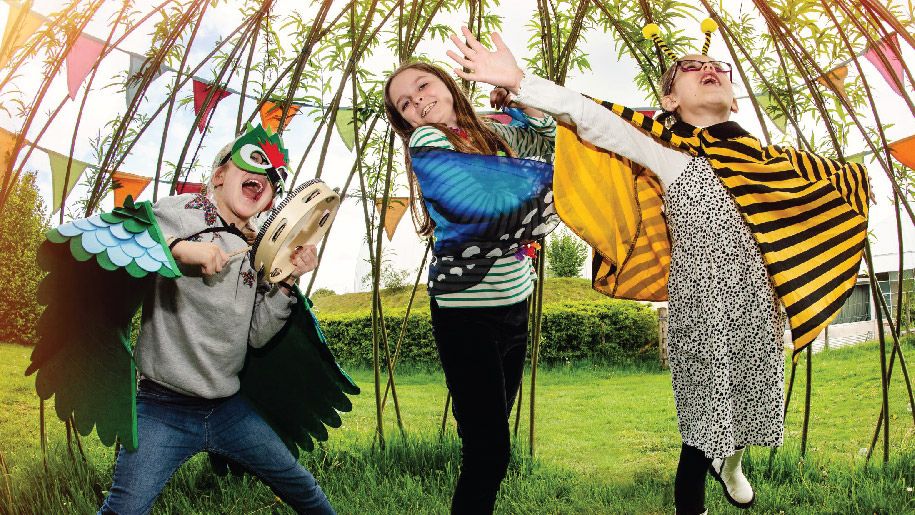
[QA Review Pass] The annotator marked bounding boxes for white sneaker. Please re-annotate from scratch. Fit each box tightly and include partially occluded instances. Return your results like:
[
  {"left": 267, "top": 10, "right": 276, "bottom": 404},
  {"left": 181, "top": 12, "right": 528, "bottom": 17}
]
[{"left": 709, "top": 448, "right": 755, "bottom": 508}]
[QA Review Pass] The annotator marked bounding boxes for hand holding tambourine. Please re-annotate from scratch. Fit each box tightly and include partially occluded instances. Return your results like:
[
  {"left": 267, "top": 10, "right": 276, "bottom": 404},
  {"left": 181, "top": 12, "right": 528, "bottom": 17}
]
[
  {"left": 287, "top": 245, "right": 318, "bottom": 279},
  {"left": 252, "top": 179, "right": 340, "bottom": 283}
]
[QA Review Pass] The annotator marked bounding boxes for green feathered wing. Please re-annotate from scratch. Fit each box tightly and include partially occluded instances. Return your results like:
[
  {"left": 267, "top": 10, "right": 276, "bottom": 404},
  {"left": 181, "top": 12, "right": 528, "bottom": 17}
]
[
  {"left": 26, "top": 197, "right": 181, "bottom": 451},
  {"left": 239, "top": 288, "right": 360, "bottom": 458},
  {"left": 26, "top": 197, "right": 359, "bottom": 455}
]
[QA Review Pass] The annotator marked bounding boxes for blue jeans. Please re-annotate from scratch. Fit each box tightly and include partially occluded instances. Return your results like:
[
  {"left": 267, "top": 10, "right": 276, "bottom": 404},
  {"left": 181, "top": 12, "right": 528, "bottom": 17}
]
[{"left": 99, "top": 379, "right": 335, "bottom": 515}]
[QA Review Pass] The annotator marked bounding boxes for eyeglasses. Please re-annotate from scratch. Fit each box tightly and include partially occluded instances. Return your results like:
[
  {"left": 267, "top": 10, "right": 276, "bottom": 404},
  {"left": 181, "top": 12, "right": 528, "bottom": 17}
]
[{"left": 671, "top": 59, "right": 733, "bottom": 84}]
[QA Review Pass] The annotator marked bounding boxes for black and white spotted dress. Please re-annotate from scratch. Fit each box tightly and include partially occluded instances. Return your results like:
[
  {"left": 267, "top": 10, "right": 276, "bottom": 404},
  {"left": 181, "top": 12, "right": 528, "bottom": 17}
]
[
  {"left": 665, "top": 157, "right": 785, "bottom": 459},
  {"left": 514, "top": 74, "right": 787, "bottom": 459}
]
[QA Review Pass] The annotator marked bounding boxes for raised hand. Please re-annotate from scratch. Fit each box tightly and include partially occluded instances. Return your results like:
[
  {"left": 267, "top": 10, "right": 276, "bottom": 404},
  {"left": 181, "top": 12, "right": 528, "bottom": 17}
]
[{"left": 447, "top": 26, "right": 525, "bottom": 92}]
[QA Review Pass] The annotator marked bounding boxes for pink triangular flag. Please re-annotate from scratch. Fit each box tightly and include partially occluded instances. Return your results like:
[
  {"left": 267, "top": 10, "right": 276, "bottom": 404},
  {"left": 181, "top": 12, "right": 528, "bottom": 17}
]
[
  {"left": 864, "top": 33, "right": 905, "bottom": 97},
  {"left": 192, "top": 79, "right": 231, "bottom": 133},
  {"left": 66, "top": 34, "right": 105, "bottom": 100}
]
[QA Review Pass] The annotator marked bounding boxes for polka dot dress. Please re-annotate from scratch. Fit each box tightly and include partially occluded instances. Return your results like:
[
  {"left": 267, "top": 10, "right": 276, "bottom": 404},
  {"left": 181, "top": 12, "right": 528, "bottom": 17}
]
[{"left": 665, "top": 157, "right": 786, "bottom": 459}]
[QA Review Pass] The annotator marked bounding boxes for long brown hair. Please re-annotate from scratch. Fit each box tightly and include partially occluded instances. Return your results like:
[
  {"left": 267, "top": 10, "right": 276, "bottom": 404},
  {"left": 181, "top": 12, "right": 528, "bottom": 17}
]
[{"left": 383, "top": 61, "right": 514, "bottom": 238}]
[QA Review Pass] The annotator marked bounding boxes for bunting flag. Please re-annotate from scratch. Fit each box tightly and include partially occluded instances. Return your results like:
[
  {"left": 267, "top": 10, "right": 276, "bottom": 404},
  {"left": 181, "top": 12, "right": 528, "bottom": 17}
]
[
  {"left": 0, "top": 2, "right": 43, "bottom": 71},
  {"left": 636, "top": 109, "right": 657, "bottom": 119},
  {"left": 125, "top": 54, "right": 167, "bottom": 107},
  {"left": 865, "top": 33, "right": 905, "bottom": 97},
  {"left": 192, "top": 79, "right": 230, "bottom": 133},
  {"left": 46, "top": 150, "right": 89, "bottom": 213},
  {"left": 373, "top": 197, "right": 409, "bottom": 241},
  {"left": 110, "top": 171, "right": 151, "bottom": 207},
  {"left": 754, "top": 92, "right": 787, "bottom": 133},
  {"left": 889, "top": 134, "right": 915, "bottom": 169},
  {"left": 845, "top": 152, "right": 866, "bottom": 164},
  {"left": 334, "top": 109, "right": 356, "bottom": 151},
  {"left": 66, "top": 34, "right": 106, "bottom": 100},
  {"left": 259, "top": 100, "right": 301, "bottom": 133},
  {"left": 175, "top": 181, "right": 202, "bottom": 194},
  {"left": 0, "top": 128, "right": 18, "bottom": 188},
  {"left": 817, "top": 65, "right": 849, "bottom": 102}
]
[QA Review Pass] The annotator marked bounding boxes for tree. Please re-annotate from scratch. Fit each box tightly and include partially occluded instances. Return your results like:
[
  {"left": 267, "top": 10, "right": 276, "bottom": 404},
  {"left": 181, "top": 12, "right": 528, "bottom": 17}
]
[
  {"left": 0, "top": 171, "right": 48, "bottom": 345},
  {"left": 546, "top": 227, "right": 587, "bottom": 278}
]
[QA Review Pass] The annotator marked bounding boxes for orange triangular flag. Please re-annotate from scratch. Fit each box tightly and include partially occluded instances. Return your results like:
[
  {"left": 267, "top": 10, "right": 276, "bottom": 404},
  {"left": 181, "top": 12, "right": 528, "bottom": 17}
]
[
  {"left": 0, "top": 3, "right": 43, "bottom": 71},
  {"left": 889, "top": 134, "right": 915, "bottom": 170},
  {"left": 374, "top": 197, "right": 409, "bottom": 241},
  {"left": 817, "top": 65, "right": 849, "bottom": 102},
  {"left": 259, "top": 101, "right": 301, "bottom": 132},
  {"left": 111, "top": 171, "right": 152, "bottom": 207}
]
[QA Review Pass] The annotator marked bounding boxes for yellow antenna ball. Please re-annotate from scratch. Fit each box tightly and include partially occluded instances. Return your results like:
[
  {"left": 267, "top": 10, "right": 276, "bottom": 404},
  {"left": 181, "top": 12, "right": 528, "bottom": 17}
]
[
  {"left": 701, "top": 18, "right": 718, "bottom": 34},
  {"left": 642, "top": 23, "right": 661, "bottom": 39}
]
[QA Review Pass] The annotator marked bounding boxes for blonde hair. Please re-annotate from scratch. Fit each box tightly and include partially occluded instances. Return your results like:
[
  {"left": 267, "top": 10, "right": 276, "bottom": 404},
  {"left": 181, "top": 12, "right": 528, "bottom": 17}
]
[{"left": 383, "top": 61, "right": 515, "bottom": 238}]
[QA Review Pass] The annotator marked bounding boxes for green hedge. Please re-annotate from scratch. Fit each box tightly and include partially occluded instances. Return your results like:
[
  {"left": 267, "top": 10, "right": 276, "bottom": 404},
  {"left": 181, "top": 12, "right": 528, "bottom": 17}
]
[{"left": 319, "top": 299, "right": 659, "bottom": 368}]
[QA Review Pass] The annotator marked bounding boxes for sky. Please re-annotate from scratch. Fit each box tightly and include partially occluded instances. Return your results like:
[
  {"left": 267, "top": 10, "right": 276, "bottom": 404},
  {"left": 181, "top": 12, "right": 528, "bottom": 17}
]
[{"left": 2, "top": 0, "right": 913, "bottom": 293}]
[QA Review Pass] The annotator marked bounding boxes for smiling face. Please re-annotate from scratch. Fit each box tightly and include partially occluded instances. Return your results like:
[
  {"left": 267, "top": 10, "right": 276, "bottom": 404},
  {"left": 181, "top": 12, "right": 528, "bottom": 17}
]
[
  {"left": 387, "top": 67, "right": 458, "bottom": 129},
  {"left": 211, "top": 160, "right": 275, "bottom": 225},
  {"left": 661, "top": 54, "right": 738, "bottom": 126}
]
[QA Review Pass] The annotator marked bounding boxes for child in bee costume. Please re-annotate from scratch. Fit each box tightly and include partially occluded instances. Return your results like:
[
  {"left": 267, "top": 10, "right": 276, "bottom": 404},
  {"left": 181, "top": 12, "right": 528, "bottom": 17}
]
[{"left": 445, "top": 19, "right": 870, "bottom": 515}]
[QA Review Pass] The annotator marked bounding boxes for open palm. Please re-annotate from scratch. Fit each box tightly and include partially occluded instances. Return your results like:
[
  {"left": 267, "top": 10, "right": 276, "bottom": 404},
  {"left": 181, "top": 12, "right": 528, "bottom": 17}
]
[{"left": 447, "top": 26, "right": 524, "bottom": 92}]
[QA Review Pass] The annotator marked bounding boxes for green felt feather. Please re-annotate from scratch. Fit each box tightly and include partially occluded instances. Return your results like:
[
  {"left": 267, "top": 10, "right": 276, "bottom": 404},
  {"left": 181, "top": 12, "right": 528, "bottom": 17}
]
[
  {"left": 69, "top": 236, "right": 92, "bottom": 262},
  {"left": 96, "top": 252, "right": 118, "bottom": 271},
  {"left": 45, "top": 228, "right": 67, "bottom": 244}
]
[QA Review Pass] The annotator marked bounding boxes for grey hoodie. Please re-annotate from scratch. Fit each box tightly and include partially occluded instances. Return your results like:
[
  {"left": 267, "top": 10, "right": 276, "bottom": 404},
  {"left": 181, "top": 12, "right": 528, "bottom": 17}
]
[{"left": 135, "top": 193, "right": 294, "bottom": 398}]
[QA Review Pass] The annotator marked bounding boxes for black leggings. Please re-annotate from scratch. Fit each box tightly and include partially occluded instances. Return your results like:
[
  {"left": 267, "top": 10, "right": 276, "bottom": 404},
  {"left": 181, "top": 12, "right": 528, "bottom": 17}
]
[
  {"left": 430, "top": 299, "right": 529, "bottom": 515},
  {"left": 675, "top": 443, "right": 712, "bottom": 515}
]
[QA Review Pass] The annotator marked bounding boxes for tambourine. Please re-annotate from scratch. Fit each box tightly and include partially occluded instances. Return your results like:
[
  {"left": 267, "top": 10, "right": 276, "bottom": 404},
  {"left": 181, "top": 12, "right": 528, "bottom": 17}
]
[{"left": 252, "top": 179, "right": 340, "bottom": 283}]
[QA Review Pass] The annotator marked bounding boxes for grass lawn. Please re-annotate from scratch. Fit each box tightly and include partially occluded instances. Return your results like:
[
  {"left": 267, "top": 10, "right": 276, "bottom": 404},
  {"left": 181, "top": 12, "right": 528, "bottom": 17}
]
[{"left": 1, "top": 340, "right": 914, "bottom": 513}]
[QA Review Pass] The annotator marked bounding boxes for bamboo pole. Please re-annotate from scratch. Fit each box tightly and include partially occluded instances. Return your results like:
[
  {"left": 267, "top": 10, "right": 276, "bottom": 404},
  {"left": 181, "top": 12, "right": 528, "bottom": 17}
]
[{"left": 528, "top": 251, "right": 546, "bottom": 457}]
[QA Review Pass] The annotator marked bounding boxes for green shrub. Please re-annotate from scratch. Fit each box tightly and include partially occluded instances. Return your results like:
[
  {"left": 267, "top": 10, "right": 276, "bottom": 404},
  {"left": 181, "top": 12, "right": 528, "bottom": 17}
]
[
  {"left": 320, "top": 299, "right": 659, "bottom": 368},
  {"left": 0, "top": 172, "right": 47, "bottom": 345}
]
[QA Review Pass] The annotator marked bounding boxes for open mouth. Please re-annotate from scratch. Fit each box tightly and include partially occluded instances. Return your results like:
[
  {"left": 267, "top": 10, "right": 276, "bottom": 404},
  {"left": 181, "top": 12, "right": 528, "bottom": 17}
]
[
  {"left": 421, "top": 101, "right": 437, "bottom": 118},
  {"left": 701, "top": 74, "right": 721, "bottom": 86},
  {"left": 242, "top": 177, "right": 268, "bottom": 202}
]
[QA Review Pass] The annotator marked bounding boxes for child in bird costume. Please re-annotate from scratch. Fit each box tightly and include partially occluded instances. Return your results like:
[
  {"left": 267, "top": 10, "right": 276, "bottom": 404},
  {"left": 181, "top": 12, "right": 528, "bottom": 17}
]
[{"left": 27, "top": 123, "right": 358, "bottom": 514}]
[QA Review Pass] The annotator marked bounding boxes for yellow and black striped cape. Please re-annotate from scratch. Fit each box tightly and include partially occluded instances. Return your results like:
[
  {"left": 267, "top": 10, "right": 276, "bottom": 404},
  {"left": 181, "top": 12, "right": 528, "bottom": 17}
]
[{"left": 553, "top": 101, "right": 870, "bottom": 357}]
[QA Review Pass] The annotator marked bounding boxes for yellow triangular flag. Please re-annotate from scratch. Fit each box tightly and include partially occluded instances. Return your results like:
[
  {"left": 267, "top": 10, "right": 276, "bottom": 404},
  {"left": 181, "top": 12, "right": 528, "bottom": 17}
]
[
  {"left": 46, "top": 150, "right": 89, "bottom": 213},
  {"left": 0, "top": 3, "right": 44, "bottom": 71},
  {"left": 754, "top": 91, "right": 787, "bottom": 133},
  {"left": 374, "top": 197, "right": 409, "bottom": 241},
  {"left": 845, "top": 152, "right": 865, "bottom": 164},
  {"left": 817, "top": 65, "right": 849, "bottom": 102},
  {"left": 335, "top": 109, "right": 356, "bottom": 151},
  {"left": 0, "top": 128, "right": 18, "bottom": 191}
]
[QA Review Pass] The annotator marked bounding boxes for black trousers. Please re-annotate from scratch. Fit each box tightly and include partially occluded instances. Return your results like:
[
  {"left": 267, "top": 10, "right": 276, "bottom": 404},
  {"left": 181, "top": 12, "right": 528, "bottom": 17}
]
[
  {"left": 675, "top": 443, "right": 712, "bottom": 515},
  {"left": 430, "top": 298, "right": 529, "bottom": 515}
]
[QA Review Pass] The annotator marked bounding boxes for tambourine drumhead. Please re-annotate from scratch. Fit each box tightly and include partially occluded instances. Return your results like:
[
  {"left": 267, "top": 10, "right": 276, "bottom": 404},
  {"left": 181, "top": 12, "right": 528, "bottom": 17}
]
[{"left": 252, "top": 179, "right": 340, "bottom": 283}]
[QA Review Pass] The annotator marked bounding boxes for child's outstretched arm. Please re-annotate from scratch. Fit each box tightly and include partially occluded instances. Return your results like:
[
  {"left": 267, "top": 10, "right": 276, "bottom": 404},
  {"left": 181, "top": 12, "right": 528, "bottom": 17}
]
[{"left": 447, "top": 27, "right": 689, "bottom": 186}]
